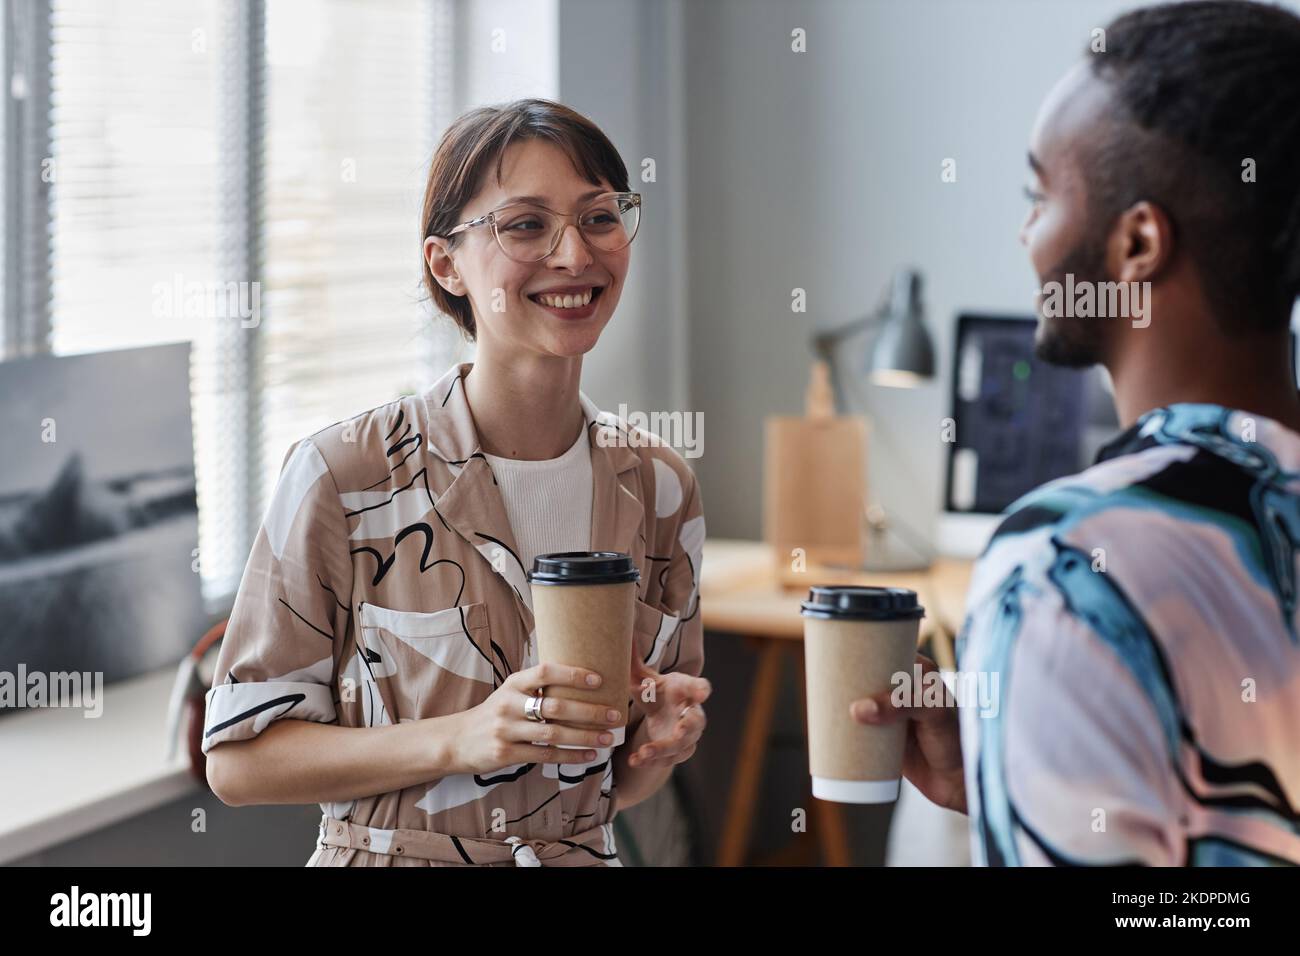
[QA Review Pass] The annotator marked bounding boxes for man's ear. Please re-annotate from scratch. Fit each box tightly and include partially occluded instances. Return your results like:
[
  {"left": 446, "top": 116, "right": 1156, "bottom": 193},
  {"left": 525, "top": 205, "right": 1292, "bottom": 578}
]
[
  {"left": 1108, "top": 200, "right": 1174, "bottom": 284},
  {"left": 425, "top": 235, "right": 467, "bottom": 297}
]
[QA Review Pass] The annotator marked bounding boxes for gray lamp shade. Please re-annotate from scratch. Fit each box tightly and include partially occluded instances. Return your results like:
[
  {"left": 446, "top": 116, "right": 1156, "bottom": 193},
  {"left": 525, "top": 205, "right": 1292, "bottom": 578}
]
[{"left": 868, "top": 270, "right": 935, "bottom": 387}]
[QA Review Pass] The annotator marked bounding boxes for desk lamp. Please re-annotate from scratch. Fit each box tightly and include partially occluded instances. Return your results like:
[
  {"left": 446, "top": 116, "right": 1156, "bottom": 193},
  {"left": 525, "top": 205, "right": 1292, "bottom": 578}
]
[{"left": 811, "top": 268, "right": 937, "bottom": 572}]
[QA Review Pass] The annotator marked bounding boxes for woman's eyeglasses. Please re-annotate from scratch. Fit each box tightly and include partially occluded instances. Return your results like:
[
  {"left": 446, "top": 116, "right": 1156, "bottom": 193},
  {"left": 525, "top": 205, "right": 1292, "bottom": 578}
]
[{"left": 444, "top": 191, "right": 641, "bottom": 263}]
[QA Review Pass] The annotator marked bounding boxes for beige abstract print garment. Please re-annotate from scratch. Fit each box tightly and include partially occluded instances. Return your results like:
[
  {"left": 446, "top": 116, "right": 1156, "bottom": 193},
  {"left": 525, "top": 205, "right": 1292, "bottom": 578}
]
[{"left": 202, "top": 362, "right": 705, "bottom": 867}]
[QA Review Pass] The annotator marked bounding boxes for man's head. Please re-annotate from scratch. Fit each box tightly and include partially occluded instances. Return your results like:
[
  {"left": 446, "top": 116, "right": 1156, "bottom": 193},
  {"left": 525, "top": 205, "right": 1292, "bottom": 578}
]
[{"left": 1022, "top": 0, "right": 1300, "bottom": 367}]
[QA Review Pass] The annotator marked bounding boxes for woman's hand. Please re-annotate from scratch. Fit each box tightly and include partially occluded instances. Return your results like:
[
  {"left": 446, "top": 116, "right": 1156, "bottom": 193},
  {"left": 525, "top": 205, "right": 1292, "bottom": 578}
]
[
  {"left": 445, "top": 663, "right": 625, "bottom": 775},
  {"left": 624, "top": 655, "right": 711, "bottom": 769},
  {"left": 849, "top": 652, "right": 967, "bottom": 815}
]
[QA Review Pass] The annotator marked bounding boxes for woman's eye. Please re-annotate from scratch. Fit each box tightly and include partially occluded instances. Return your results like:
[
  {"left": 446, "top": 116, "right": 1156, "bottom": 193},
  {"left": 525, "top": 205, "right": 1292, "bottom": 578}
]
[
  {"left": 1022, "top": 185, "right": 1045, "bottom": 205},
  {"left": 501, "top": 217, "right": 545, "bottom": 233}
]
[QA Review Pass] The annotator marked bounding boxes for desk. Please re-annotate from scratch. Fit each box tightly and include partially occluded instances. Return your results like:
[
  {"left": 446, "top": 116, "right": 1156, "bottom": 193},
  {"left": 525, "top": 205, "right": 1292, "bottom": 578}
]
[{"left": 699, "top": 539, "right": 974, "bottom": 866}]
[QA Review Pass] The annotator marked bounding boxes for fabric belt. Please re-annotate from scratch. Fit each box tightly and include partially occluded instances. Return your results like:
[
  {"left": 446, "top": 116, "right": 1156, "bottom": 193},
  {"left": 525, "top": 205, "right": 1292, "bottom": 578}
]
[{"left": 317, "top": 816, "right": 618, "bottom": 867}]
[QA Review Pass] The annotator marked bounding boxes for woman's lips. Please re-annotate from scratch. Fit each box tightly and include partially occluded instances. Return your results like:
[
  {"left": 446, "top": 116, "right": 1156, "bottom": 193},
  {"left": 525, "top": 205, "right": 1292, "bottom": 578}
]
[{"left": 527, "top": 285, "right": 604, "bottom": 320}]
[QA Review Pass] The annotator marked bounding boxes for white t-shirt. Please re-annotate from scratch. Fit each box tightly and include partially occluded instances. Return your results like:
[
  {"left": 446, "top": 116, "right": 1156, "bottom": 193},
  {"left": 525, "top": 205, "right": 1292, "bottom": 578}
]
[{"left": 482, "top": 426, "right": 593, "bottom": 574}]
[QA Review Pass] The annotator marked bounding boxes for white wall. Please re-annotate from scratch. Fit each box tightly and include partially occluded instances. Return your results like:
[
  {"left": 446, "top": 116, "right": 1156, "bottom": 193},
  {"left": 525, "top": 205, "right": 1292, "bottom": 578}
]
[
  {"left": 685, "top": 0, "right": 1150, "bottom": 540},
  {"left": 557, "top": 0, "right": 691, "bottom": 421}
]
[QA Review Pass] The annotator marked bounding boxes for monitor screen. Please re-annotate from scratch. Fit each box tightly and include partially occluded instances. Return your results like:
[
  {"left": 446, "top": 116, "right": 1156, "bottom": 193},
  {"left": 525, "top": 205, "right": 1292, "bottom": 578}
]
[{"left": 944, "top": 314, "right": 1120, "bottom": 515}]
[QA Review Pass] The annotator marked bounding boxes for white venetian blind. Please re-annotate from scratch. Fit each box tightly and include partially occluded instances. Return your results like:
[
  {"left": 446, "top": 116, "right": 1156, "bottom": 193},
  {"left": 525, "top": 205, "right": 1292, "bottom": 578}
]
[
  {"left": 42, "top": 0, "right": 463, "bottom": 610},
  {"left": 258, "top": 0, "right": 460, "bottom": 517},
  {"left": 45, "top": 0, "right": 235, "bottom": 607},
  {"left": 47, "top": 0, "right": 223, "bottom": 356}
]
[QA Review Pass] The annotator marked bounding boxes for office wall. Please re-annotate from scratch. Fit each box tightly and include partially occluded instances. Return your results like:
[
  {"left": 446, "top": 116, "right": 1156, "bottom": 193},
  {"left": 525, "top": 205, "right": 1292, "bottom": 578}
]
[
  {"left": 558, "top": 0, "right": 691, "bottom": 419},
  {"left": 686, "top": 0, "right": 1146, "bottom": 541}
]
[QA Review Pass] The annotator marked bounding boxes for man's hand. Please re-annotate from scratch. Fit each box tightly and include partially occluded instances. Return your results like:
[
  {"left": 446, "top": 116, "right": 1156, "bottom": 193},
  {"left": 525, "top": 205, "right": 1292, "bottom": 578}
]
[{"left": 850, "top": 652, "right": 967, "bottom": 815}]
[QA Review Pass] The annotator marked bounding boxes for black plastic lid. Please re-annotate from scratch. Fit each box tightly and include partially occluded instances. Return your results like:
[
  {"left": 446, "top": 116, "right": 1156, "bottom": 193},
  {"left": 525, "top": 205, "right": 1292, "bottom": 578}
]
[
  {"left": 528, "top": 551, "right": 641, "bottom": 586},
  {"left": 800, "top": 585, "right": 924, "bottom": 621}
]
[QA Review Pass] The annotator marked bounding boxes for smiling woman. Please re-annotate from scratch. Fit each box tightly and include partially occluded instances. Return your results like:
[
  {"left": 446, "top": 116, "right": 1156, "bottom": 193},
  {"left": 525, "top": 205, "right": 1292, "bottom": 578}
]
[
  {"left": 420, "top": 99, "right": 637, "bottom": 341},
  {"left": 200, "top": 97, "right": 709, "bottom": 868}
]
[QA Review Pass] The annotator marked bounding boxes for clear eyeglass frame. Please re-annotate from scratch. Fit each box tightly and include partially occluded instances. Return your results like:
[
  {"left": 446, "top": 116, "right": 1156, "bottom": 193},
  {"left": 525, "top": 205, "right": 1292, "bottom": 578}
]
[{"left": 443, "top": 191, "right": 641, "bottom": 263}]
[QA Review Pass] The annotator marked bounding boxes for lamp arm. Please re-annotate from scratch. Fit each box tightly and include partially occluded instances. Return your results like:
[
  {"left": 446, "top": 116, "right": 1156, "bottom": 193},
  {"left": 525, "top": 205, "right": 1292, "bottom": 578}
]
[{"left": 811, "top": 307, "right": 886, "bottom": 358}]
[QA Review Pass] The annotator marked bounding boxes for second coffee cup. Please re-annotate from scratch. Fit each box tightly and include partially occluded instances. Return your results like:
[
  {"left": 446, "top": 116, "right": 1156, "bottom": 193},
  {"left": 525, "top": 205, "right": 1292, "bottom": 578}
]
[
  {"left": 801, "top": 585, "right": 924, "bottom": 803},
  {"left": 528, "top": 551, "right": 640, "bottom": 736}
]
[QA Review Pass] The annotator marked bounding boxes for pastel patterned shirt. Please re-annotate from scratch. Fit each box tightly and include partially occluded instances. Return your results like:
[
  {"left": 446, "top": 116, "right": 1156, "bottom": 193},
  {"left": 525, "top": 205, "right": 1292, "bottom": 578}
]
[{"left": 958, "top": 403, "right": 1300, "bottom": 866}]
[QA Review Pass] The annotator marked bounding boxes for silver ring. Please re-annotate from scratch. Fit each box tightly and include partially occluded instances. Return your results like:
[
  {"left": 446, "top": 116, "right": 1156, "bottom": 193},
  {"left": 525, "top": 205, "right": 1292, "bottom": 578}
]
[{"left": 524, "top": 693, "right": 546, "bottom": 723}]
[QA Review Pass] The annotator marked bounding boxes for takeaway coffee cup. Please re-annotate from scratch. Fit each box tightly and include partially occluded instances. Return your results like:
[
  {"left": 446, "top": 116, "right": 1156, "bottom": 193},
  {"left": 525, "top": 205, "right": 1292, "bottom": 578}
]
[
  {"left": 528, "top": 552, "right": 640, "bottom": 736},
  {"left": 800, "top": 585, "right": 924, "bottom": 803}
]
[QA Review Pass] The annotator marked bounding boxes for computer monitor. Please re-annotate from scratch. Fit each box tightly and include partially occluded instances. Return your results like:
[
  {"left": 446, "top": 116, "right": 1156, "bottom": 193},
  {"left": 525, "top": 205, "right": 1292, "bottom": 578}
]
[
  {"left": 936, "top": 311, "right": 1300, "bottom": 557},
  {"left": 937, "top": 314, "right": 1120, "bottom": 556}
]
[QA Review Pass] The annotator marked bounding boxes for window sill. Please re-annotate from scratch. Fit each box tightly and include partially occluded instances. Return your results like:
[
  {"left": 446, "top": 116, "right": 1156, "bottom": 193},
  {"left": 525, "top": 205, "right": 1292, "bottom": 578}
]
[{"left": 0, "top": 666, "right": 199, "bottom": 864}]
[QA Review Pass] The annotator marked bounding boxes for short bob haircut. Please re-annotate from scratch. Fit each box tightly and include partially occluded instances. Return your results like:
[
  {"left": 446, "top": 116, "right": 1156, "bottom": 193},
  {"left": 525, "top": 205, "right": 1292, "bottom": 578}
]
[{"left": 420, "top": 98, "right": 630, "bottom": 340}]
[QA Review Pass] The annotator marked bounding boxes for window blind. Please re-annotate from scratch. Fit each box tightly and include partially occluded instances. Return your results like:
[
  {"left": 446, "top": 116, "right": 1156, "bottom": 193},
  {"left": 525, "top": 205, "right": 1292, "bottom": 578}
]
[
  {"left": 258, "top": 0, "right": 462, "bottom": 535},
  {"left": 39, "top": 0, "right": 463, "bottom": 611}
]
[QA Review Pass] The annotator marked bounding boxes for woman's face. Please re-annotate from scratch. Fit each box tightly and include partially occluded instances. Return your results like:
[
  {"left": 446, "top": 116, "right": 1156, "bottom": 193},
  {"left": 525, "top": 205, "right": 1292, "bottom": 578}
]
[{"left": 425, "top": 138, "right": 631, "bottom": 359}]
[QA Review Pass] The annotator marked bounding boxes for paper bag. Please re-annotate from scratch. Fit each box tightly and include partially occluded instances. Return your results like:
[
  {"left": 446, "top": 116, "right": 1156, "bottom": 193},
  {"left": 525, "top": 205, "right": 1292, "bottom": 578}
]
[{"left": 763, "top": 414, "right": 868, "bottom": 572}]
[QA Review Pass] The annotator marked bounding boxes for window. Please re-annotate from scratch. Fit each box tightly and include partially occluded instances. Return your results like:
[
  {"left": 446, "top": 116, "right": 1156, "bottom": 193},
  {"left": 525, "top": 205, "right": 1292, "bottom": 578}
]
[
  {"left": 48, "top": 0, "right": 223, "bottom": 357},
  {"left": 10, "top": 0, "right": 463, "bottom": 610},
  {"left": 258, "top": 0, "right": 461, "bottom": 529}
]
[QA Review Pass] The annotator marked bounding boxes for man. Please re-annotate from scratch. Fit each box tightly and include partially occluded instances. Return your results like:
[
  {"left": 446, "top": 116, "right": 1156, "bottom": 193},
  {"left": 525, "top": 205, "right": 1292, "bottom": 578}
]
[{"left": 855, "top": 0, "right": 1300, "bottom": 865}]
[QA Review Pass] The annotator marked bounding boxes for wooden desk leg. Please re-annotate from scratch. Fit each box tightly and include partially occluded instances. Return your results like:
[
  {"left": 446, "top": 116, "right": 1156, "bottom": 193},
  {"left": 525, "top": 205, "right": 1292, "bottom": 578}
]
[
  {"left": 794, "top": 650, "right": 854, "bottom": 867},
  {"left": 716, "top": 638, "right": 786, "bottom": 867}
]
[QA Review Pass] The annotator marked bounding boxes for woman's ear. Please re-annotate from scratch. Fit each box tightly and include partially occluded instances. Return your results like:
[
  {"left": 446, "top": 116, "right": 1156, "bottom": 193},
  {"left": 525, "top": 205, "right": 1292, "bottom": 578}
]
[{"left": 424, "top": 235, "right": 467, "bottom": 297}]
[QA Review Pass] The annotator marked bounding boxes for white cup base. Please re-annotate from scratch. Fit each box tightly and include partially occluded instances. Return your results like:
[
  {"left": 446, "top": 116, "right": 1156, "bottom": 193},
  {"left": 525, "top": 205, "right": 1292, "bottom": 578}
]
[{"left": 812, "top": 776, "right": 901, "bottom": 804}]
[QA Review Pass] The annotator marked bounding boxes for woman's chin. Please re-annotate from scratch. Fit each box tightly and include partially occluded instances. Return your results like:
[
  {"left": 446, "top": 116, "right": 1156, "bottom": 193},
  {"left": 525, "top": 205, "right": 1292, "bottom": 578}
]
[
  {"left": 539, "top": 317, "right": 609, "bottom": 356},
  {"left": 544, "top": 334, "right": 601, "bottom": 358}
]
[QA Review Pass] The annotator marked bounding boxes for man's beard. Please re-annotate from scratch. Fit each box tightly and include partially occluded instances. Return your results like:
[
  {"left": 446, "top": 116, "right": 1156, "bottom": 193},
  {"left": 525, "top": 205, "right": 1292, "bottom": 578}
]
[{"left": 1033, "top": 234, "right": 1111, "bottom": 368}]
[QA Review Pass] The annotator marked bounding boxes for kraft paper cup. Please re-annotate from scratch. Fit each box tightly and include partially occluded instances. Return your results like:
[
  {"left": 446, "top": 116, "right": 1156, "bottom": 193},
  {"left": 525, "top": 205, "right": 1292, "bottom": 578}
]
[
  {"left": 800, "top": 585, "right": 924, "bottom": 804},
  {"left": 528, "top": 552, "right": 640, "bottom": 744}
]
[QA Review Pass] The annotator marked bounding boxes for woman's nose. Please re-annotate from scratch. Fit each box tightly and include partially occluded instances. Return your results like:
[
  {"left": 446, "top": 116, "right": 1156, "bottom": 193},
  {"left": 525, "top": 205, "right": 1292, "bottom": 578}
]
[{"left": 548, "top": 223, "right": 593, "bottom": 272}]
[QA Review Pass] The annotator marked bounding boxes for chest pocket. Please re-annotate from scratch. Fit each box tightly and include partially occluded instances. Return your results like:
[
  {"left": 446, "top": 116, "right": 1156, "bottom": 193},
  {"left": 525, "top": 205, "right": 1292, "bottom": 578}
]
[
  {"left": 633, "top": 598, "right": 681, "bottom": 672},
  {"left": 625, "top": 599, "right": 681, "bottom": 735},
  {"left": 357, "top": 601, "right": 496, "bottom": 721}
]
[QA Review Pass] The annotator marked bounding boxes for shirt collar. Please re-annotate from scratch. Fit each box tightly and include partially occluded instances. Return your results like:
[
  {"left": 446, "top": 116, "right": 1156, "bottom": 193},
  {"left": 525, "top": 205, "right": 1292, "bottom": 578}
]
[{"left": 1095, "top": 401, "right": 1300, "bottom": 476}]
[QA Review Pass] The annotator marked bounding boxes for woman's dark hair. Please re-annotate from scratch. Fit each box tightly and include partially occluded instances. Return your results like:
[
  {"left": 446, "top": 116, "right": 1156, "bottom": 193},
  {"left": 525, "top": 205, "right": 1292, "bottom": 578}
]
[
  {"left": 420, "top": 98, "right": 630, "bottom": 340},
  {"left": 1084, "top": 1, "right": 1300, "bottom": 332}
]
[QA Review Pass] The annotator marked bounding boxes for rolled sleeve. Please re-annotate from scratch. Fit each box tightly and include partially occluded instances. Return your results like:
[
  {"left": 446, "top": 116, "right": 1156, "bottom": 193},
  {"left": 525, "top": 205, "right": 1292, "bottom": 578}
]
[{"left": 202, "top": 437, "right": 353, "bottom": 754}]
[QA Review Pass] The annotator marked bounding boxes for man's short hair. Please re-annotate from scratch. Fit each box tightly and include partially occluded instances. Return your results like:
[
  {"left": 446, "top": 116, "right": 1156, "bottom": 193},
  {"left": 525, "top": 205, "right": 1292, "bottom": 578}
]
[{"left": 1085, "top": 1, "right": 1300, "bottom": 332}]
